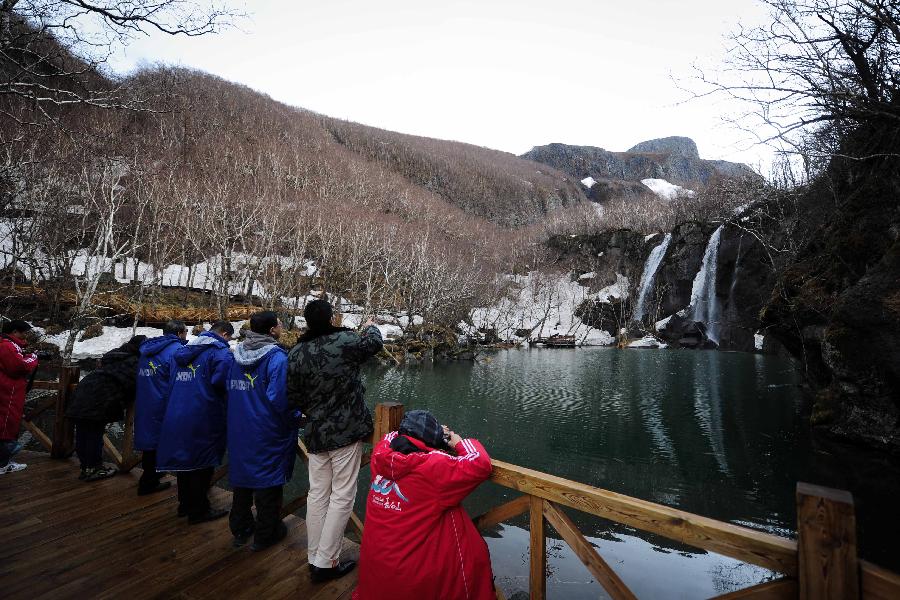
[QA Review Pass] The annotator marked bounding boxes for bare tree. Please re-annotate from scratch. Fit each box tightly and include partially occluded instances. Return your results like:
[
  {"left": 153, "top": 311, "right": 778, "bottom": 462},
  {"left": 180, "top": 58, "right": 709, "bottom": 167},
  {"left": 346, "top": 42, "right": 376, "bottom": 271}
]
[
  {"left": 691, "top": 0, "right": 899, "bottom": 160},
  {"left": 1, "top": 1, "right": 239, "bottom": 128}
]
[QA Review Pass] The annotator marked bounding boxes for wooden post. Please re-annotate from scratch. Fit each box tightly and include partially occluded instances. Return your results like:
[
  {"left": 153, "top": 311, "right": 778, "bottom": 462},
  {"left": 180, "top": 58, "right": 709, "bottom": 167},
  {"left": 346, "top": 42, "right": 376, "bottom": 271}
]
[
  {"left": 372, "top": 402, "right": 404, "bottom": 444},
  {"left": 119, "top": 403, "right": 137, "bottom": 472},
  {"left": 530, "top": 495, "right": 546, "bottom": 600},
  {"left": 50, "top": 366, "right": 78, "bottom": 458},
  {"left": 796, "top": 482, "right": 859, "bottom": 600}
]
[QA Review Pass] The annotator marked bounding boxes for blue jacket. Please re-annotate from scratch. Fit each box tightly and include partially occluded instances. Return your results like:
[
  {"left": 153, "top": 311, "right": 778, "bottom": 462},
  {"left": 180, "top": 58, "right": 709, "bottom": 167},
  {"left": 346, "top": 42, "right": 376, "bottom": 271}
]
[
  {"left": 134, "top": 334, "right": 185, "bottom": 451},
  {"left": 156, "top": 331, "right": 234, "bottom": 471},
  {"left": 227, "top": 339, "right": 299, "bottom": 489}
]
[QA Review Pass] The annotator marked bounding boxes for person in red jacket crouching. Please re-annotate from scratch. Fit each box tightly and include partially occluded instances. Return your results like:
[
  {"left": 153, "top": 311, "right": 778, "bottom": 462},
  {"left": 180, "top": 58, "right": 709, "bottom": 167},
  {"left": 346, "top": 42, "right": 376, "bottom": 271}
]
[{"left": 353, "top": 409, "right": 495, "bottom": 600}]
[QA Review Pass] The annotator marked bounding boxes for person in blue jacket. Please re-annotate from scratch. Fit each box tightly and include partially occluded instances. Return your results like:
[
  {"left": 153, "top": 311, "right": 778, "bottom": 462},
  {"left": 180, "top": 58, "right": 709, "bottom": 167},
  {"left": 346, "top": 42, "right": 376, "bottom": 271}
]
[
  {"left": 134, "top": 319, "right": 187, "bottom": 496},
  {"left": 157, "top": 320, "right": 234, "bottom": 524},
  {"left": 227, "top": 311, "right": 301, "bottom": 550}
]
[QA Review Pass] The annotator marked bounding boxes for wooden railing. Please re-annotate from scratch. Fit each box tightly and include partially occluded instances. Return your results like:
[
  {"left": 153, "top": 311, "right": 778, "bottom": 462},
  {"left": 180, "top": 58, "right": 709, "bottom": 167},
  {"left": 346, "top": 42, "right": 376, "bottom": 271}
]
[
  {"left": 29, "top": 366, "right": 142, "bottom": 471},
  {"left": 367, "top": 403, "right": 900, "bottom": 600},
  {"left": 27, "top": 372, "right": 900, "bottom": 600}
]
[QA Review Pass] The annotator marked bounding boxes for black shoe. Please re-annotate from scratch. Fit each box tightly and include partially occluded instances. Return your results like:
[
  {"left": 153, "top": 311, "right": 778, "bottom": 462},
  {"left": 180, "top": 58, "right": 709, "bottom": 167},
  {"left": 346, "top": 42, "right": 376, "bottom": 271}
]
[
  {"left": 251, "top": 521, "right": 288, "bottom": 552},
  {"left": 310, "top": 561, "right": 356, "bottom": 583},
  {"left": 138, "top": 481, "right": 172, "bottom": 496},
  {"left": 232, "top": 526, "right": 254, "bottom": 548},
  {"left": 188, "top": 508, "right": 228, "bottom": 524}
]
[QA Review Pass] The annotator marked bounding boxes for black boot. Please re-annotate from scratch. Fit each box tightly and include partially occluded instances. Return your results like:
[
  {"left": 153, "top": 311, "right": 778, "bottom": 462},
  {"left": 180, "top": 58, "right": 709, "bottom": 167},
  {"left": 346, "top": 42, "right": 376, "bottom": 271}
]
[
  {"left": 188, "top": 508, "right": 228, "bottom": 524},
  {"left": 310, "top": 560, "right": 356, "bottom": 583},
  {"left": 138, "top": 481, "right": 172, "bottom": 496},
  {"left": 251, "top": 521, "right": 288, "bottom": 551}
]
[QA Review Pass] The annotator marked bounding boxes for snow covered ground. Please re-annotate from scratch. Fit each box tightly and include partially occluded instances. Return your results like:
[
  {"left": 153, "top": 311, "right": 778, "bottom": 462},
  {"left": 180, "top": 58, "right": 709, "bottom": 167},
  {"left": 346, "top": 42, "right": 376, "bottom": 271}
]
[
  {"left": 41, "top": 320, "right": 405, "bottom": 360},
  {"left": 628, "top": 335, "right": 668, "bottom": 349},
  {"left": 641, "top": 178, "right": 696, "bottom": 201},
  {"left": 463, "top": 272, "right": 616, "bottom": 346}
]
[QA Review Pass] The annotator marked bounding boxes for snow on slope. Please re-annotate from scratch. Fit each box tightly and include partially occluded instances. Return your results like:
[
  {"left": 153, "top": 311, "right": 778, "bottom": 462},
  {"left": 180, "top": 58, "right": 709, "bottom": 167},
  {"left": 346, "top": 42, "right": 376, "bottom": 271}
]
[
  {"left": 641, "top": 178, "right": 695, "bottom": 201},
  {"left": 463, "top": 272, "right": 615, "bottom": 346}
]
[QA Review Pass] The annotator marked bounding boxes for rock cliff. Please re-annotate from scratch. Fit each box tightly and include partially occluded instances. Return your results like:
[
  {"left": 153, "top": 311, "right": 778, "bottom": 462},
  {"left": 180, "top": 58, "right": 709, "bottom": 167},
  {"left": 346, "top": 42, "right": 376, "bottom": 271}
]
[{"left": 521, "top": 137, "right": 757, "bottom": 193}]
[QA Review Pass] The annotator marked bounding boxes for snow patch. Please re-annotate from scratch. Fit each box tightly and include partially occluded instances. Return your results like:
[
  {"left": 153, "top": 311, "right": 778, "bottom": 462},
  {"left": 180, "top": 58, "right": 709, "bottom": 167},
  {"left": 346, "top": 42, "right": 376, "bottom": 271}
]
[
  {"left": 44, "top": 326, "right": 164, "bottom": 360},
  {"left": 655, "top": 315, "right": 673, "bottom": 330},
  {"left": 641, "top": 178, "right": 696, "bottom": 201},
  {"left": 628, "top": 336, "right": 668, "bottom": 349},
  {"left": 464, "top": 271, "right": 616, "bottom": 346},
  {"left": 596, "top": 274, "right": 630, "bottom": 303}
]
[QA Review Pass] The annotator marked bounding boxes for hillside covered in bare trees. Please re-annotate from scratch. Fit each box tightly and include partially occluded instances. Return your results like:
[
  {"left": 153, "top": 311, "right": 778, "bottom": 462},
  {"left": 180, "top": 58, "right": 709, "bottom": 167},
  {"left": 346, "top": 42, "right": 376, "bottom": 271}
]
[{"left": 1, "top": 16, "right": 591, "bottom": 352}]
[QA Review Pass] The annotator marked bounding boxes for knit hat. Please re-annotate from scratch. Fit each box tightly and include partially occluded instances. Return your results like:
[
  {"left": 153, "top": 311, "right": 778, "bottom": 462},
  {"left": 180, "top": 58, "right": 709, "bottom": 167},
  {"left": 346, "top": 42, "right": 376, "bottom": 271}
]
[
  {"left": 398, "top": 410, "right": 447, "bottom": 450},
  {"left": 2, "top": 319, "right": 32, "bottom": 334}
]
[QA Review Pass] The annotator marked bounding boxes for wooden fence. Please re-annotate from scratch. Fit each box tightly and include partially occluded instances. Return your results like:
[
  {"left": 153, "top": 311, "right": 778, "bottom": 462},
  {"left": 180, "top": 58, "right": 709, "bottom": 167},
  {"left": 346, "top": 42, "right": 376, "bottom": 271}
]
[{"left": 26, "top": 373, "right": 900, "bottom": 599}]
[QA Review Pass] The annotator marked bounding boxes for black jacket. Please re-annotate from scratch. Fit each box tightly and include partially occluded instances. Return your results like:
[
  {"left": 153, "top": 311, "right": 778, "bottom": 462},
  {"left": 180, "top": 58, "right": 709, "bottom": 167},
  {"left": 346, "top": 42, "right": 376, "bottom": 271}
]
[{"left": 66, "top": 341, "right": 143, "bottom": 423}]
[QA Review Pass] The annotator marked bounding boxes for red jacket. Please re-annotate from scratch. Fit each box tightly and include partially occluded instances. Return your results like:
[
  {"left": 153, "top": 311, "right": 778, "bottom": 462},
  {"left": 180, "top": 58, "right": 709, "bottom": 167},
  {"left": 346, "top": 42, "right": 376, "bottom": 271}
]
[
  {"left": 354, "top": 432, "right": 495, "bottom": 600},
  {"left": 0, "top": 335, "right": 38, "bottom": 440}
]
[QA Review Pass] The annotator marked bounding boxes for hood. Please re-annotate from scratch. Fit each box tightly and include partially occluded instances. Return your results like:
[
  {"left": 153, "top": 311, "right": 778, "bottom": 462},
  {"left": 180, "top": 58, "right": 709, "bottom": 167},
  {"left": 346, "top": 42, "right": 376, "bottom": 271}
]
[
  {"left": 0, "top": 334, "right": 27, "bottom": 348},
  {"left": 370, "top": 434, "right": 432, "bottom": 481},
  {"left": 140, "top": 334, "right": 184, "bottom": 359},
  {"left": 234, "top": 332, "right": 282, "bottom": 367},
  {"left": 174, "top": 331, "right": 228, "bottom": 367},
  {"left": 298, "top": 325, "right": 352, "bottom": 344},
  {"left": 100, "top": 340, "right": 142, "bottom": 365}
]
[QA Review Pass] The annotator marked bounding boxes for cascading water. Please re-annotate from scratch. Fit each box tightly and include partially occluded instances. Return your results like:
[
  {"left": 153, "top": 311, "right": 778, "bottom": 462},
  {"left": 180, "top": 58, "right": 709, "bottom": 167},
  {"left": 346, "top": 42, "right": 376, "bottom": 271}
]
[
  {"left": 689, "top": 225, "right": 723, "bottom": 343},
  {"left": 633, "top": 233, "right": 672, "bottom": 322}
]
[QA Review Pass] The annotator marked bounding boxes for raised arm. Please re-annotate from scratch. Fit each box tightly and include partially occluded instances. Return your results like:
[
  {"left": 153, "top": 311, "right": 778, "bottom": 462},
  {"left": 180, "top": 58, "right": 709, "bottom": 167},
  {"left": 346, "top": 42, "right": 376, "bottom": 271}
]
[
  {"left": 0, "top": 339, "right": 38, "bottom": 379},
  {"left": 346, "top": 324, "right": 383, "bottom": 363},
  {"left": 434, "top": 437, "right": 493, "bottom": 509}
]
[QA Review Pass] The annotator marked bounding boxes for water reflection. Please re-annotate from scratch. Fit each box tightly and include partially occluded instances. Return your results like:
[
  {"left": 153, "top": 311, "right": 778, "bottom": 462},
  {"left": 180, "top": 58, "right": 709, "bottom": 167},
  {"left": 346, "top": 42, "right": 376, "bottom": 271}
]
[{"left": 348, "top": 348, "right": 806, "bottom": 598}]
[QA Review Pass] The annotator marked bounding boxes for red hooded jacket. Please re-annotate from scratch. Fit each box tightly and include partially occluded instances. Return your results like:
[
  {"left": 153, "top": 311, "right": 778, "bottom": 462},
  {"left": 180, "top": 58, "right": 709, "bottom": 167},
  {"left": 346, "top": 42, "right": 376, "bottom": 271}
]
[
  {"left": 0, "top": 334, "right": 38, "bottom": 440},
  {"left": 354, "top": 432, "right": 495, "bottom": 600}
]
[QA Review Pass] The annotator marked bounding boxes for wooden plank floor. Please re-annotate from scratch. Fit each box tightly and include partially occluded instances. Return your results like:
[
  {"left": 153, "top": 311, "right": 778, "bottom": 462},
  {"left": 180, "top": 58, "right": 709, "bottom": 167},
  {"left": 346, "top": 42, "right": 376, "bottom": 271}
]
[{"left": 0, "top": 451, "right": 359, "bottom": 599}]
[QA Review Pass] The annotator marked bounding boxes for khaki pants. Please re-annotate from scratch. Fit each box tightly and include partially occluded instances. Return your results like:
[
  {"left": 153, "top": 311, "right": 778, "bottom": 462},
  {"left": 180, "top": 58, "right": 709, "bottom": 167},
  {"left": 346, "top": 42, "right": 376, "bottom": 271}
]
[{"left": 306, "top": 440, "right": 363, "bottom": 568}]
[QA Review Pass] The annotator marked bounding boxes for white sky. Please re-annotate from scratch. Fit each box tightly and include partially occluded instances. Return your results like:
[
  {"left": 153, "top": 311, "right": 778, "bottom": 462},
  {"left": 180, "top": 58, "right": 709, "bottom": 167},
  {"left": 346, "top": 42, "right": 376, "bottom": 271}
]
[{"left": 107, "top": 0, "right": 775, "bottom": 172}]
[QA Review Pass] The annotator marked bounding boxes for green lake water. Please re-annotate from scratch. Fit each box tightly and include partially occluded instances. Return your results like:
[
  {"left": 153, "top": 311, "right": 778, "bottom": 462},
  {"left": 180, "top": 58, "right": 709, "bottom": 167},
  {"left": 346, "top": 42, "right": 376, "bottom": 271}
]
[{"left": 286, "top": 347, "right": 897, "bottom": 598}]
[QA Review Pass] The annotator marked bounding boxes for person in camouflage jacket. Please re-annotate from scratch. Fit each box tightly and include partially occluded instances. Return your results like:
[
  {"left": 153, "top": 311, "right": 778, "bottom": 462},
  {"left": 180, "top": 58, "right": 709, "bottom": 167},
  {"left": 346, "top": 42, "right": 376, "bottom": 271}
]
[{"left": 287, "top": 299, "right": 382, "bottom": 582}]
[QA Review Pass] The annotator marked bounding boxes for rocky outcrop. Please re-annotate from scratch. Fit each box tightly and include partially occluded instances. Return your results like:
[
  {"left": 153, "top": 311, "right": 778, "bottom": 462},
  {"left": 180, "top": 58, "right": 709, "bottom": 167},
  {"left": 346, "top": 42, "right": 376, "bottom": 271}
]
[
  {"left": 522, "top": 137, "right": 758, "bottom": 191},
  {"left": 546, "top": 229, "right": 650, "bottom": 290},
  {"left": 653, "top": 222, "right": 712, "bottom": 317},
  {"left": 551, "top": 220, "right": 778, "bottom": 352},
  {"left": 715, "top": 225, "right": 777, "bottom": 352},
  {"left": 760, "top": 144, "right": 900, "bottom": 451}
]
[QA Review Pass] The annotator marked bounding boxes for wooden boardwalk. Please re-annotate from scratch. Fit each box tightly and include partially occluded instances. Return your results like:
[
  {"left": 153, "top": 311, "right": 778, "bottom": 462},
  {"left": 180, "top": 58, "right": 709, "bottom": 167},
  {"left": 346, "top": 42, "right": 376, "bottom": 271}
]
[{"left": 0, "top": 452, "right": 358, "bottom": 600}]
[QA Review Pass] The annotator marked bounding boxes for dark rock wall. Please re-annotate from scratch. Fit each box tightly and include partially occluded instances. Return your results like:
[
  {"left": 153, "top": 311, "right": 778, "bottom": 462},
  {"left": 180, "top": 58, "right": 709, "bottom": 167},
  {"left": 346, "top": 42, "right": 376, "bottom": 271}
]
[
  {"left": 654, "top": 222, "right": 711, "bottom": 317},
  {"left": 716, "top": 225, "right": 776, "bottom": 352},
  {"left": 760, "top": 146, "right": 900, "bottom": 451},
  {"left": 552, "top": 221, "right": 778, "bottom": 353}
]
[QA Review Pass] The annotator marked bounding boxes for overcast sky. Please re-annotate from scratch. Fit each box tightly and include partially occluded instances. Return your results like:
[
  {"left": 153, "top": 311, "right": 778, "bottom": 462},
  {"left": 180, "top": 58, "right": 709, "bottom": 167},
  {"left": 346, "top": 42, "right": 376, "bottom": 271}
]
[{"left": 108, "top": 0, "right": 774, "bottom": 171}]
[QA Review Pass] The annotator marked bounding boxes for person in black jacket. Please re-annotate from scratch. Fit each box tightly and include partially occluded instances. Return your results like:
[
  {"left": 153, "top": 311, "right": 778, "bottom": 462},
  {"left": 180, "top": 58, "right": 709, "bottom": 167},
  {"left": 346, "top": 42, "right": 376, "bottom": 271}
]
[{"left": 66, "top": 335, "right": 146, "bottom": 481}]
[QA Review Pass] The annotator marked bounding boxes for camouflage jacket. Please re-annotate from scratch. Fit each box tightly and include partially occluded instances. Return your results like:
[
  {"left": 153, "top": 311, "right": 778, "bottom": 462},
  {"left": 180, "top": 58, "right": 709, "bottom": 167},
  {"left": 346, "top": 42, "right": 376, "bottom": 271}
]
[{"left": 286, "top": 325, "right": 383, "bottom": 453}]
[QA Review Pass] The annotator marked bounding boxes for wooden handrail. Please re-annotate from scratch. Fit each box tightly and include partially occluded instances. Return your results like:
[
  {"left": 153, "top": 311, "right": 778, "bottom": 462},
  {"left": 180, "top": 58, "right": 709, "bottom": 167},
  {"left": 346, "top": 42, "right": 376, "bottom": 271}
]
[{"left": 489, "top": 458, "right": 799, "bottom": 576}]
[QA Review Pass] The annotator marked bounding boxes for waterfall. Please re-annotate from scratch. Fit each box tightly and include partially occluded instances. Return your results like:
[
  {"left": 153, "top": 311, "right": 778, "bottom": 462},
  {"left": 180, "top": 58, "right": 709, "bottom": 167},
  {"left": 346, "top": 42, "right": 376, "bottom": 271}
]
[
  {"left": 689, "top": 225, "right": 723, "bottom": 343},
  {"left": 633, "top": 233, "right": 672, "bottom": 322}
]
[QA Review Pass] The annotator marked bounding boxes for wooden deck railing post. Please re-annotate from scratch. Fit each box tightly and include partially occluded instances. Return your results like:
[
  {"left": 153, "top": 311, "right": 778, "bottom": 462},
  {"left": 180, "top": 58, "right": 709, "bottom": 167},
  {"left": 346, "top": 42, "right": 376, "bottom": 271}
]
[
  {"left": 530, "top": 495, "right": 546, "bottom": 600},
  {"left": 797, "top": 482, "right": 859, "bottom": 600},
  {"left": 118, "top": 403, "right": 138, "bottom": 472},
  {"left": 50, "top": 365, "right": 78, "bottom": 458},
  {"left": 372, "top": 402, "right": 404, "bottom": 444}
]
